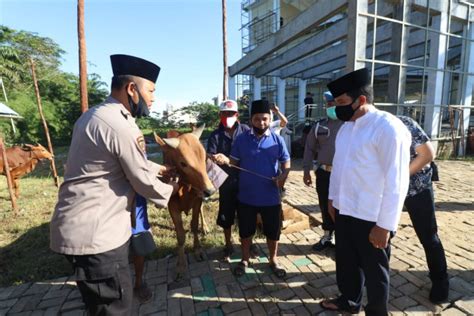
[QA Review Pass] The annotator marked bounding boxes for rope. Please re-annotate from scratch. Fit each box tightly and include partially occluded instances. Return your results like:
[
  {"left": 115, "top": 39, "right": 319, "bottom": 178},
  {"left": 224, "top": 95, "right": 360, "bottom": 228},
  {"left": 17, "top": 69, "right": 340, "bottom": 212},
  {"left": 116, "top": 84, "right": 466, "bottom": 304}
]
[{"left": 228, "top": 163, "right": 274, "bottom": 181}]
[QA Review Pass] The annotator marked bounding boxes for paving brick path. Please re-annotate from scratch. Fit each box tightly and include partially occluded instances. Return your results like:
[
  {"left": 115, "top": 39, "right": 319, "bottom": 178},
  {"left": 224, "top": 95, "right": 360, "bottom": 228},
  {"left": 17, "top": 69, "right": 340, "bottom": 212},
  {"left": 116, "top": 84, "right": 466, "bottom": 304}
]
[{"left": 0, "top": 160, "right": 473, "bottom": 315}]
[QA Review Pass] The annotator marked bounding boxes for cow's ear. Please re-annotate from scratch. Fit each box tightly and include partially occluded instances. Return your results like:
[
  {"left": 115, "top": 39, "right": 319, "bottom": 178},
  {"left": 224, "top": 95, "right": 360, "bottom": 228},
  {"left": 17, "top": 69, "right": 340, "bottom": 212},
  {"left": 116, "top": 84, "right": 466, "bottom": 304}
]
[
  {"left": 192, "top": 124, "right": 205, "bottom": 139},
  {"left": 154, "top": 132, "right": 166, "bottom": 147},
  {"left": 24, "top": 144, "right": 33, "bottom": 151}
]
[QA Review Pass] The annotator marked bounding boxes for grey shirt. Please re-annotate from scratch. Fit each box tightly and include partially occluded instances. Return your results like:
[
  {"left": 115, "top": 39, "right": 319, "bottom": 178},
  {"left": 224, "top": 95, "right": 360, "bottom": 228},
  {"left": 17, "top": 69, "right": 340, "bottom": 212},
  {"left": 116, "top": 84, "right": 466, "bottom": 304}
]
[
  {"left": 50, "top": 96, "right": 173, "bottom": 255},
  {"left": 303, "top": 118, "right": 343, "bottom": 172}
]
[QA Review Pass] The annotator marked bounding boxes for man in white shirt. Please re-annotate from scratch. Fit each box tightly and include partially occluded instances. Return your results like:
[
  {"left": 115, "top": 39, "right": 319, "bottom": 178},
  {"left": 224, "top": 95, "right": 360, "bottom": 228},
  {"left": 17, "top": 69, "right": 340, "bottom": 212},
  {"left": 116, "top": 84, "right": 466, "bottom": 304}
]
[{"left": 319, "top": 68, "right": 411, "bottom": 316}]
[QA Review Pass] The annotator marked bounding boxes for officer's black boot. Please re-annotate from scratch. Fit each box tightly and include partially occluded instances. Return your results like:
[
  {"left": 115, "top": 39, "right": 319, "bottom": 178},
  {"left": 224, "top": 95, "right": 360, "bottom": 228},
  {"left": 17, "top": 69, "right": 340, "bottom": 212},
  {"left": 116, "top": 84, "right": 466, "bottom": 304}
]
[{"left": 429, "top": 274, "right": 449, "bottom": 304}]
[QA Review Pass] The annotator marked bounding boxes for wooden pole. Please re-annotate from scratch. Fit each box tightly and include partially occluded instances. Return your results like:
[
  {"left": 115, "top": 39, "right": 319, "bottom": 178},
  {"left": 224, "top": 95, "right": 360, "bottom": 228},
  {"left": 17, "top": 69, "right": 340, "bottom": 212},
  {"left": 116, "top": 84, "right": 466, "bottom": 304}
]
[
  {"left": 222, "top": 0, "right": 228, "bottom": 100},
  {"left": 0, "top": 137, "right": 18, "bottom": 213},
  {"left": 30, "top": 58, "right": 60, "bottom": 188},
  {"left": 78, "top": 0, "right": 88, "bottom": 113}
]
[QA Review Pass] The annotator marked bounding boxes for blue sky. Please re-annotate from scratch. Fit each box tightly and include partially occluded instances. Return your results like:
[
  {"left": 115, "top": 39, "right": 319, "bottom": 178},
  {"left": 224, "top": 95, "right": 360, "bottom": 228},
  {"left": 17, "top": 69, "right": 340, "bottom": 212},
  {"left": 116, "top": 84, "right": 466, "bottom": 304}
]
[{"left": 0, "top": 0, "right": 243, "bottom": 113}]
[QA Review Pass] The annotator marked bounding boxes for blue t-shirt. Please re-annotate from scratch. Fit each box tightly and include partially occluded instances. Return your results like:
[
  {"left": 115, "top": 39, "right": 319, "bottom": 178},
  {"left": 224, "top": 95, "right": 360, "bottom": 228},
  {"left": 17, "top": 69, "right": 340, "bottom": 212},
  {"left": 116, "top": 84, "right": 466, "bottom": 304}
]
[
  {"left": 132, "top": 151, "right": 150, "bottom": 235},
  {"left": 230, "top": 129, "right": 290, "bottom": 206},
  {"left": 132, "top": 194, "right": 149, "bottom": 235}
]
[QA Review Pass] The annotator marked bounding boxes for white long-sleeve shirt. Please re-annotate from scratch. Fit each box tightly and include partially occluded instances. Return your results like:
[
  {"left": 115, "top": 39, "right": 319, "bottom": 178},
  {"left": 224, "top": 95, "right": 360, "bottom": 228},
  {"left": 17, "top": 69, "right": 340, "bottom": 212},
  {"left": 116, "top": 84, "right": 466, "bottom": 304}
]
[{"left": 328, "top": 107, "right": 411, "bottom": 231}]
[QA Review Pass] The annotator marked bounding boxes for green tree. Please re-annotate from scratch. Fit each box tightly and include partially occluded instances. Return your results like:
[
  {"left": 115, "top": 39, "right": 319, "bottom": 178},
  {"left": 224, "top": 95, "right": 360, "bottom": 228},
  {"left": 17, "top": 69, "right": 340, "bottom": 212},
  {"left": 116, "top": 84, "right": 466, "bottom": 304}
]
[
  {"left": 0, "top": 26, "right": 65, "bottom": 91},
  {"left": 0, "top": 26, "right": 108, "bottom": 145},
  {"left": 182, "top": 101, "right": 219, "bottom": 129}
]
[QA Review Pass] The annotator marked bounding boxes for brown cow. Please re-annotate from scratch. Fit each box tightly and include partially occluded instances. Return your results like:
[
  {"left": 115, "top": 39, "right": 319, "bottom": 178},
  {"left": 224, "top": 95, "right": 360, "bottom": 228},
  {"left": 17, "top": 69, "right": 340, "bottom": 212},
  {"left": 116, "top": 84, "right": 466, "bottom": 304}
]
[
  {"left": 154, "top": 126, "right": 216, "bottom": 278},
  {"left": 0, "top": 144, "right": 53, "bottom": 197}
]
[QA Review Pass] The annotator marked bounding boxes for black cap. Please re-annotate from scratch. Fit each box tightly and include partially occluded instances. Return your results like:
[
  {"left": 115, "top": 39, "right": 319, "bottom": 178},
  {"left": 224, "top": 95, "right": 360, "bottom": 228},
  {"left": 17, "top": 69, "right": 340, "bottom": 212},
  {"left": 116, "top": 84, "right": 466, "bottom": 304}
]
[
  {"left": 110, "top": 54, "right": 160, "bottom": 83},
  {"left": 327, "top": 68, "right": 370, "bottom": 98},
  {"left": 250, "top": 99, "right": 270, "bottom": 116}
]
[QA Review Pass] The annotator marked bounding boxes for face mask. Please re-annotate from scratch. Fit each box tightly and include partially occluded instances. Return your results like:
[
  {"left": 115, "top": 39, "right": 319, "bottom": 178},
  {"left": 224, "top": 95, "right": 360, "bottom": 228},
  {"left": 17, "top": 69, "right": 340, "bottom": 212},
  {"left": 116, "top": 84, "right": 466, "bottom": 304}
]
[
  {"left": 220, "top": 116, "right": 237, "bottom": 128},
  {"left": 128, "top": 85, "right": 150, "bottom": 118},
  {"left": 253, "top": 126, "right": 268, "bottom": 135},
  {"left": 326, "top": 106, "right": 338, "bottom": 120},
  {"left": 335, "top": 98, "right": 361, "bottom": 121}
]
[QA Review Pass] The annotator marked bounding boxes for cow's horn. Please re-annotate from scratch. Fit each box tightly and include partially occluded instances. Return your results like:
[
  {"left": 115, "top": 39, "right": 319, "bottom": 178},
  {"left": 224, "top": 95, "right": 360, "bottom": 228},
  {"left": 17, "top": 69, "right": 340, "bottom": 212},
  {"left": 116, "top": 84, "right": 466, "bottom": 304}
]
[
  {"left": 163, "top": 138, "right": 180, "bottom": 149},
  {"left": 192, "top": 124, "right": 205, "bottom": 139}
]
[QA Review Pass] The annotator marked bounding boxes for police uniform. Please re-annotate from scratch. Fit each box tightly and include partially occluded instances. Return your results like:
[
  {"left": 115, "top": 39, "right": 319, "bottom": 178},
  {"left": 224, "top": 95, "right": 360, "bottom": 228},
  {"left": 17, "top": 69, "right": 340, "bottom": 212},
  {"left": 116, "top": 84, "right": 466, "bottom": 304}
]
[
  {"left": 303, "top": 117, "right": 343, "bottom": 247},
  {"left": 50, "top": 55, "right": 172, "bottom": 315},
  {"left": 323, "top": 68, "right": 411, "bottom": 315}
]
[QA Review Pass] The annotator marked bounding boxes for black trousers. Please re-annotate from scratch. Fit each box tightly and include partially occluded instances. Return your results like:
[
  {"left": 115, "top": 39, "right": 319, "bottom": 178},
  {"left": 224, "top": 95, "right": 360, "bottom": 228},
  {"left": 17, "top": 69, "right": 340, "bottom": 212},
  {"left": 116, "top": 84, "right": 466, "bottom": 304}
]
[
  {"left": 66, "top": 241, "right": 133, "bottom": 316},
  {"left": 335, "top": 212, "right": 391, "bottom": 316},
  {"left": 315, "top": 168, "right": 335, "bottom": 231},
  {"left": 404, "top": 186, "right": 448, "bottom": 281}
]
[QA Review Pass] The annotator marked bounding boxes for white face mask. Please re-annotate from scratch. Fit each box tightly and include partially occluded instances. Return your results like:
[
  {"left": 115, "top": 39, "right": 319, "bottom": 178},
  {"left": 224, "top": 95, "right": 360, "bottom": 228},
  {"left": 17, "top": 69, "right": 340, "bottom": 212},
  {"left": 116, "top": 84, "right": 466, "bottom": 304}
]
[{"left": 225, "top": 116, "right": 237, "bottom": 128}]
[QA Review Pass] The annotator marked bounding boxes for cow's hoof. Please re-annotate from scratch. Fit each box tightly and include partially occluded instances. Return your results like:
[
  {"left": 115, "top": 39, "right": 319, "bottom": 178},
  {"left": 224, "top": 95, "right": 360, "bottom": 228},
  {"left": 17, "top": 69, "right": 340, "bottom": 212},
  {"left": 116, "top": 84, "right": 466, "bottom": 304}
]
[
  {"left": 194, "top": 250, "right": 204, "bottom": 262},
  {"left": 175, "top": 272, "right": 184, "bottom": 281},
  {"left": 201, "top": 226, "right": 210, "bottom": 235}
]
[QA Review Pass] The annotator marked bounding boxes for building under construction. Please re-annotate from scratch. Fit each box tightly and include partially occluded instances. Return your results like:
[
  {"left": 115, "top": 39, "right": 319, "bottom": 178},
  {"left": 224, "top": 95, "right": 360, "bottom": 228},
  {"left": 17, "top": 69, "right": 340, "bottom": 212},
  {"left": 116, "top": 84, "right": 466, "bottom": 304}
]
[{"left": 228, "top": 0, "right": 474, "bottom": 155}]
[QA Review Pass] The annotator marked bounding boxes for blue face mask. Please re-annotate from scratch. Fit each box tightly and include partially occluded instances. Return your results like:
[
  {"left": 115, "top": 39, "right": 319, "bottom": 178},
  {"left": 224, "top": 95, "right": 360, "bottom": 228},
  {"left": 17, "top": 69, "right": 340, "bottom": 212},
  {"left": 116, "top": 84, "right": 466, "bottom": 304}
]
[{"left": 326, "top": 106, "right": 338, "bottom": 120}]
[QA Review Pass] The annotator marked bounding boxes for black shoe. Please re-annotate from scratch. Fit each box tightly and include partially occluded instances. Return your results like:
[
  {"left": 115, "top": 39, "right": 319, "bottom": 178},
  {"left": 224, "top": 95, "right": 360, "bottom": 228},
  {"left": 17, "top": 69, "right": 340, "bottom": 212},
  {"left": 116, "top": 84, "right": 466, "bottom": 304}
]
[
  {"left": 429, "top": 277, "right": 449, "bottom": 304},
  {"left": 312, "top": 237, "right": 334, "bottom": 251}
]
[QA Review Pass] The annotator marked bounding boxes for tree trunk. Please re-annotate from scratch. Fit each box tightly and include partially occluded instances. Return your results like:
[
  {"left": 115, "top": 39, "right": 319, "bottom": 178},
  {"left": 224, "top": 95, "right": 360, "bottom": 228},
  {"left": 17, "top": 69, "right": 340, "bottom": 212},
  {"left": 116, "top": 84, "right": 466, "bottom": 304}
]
[
  {"left": 30, "top": 58, "right": 60, "bottom": 188},
  {"left": 78, "top": 0, "right": 88, "bottom": 113},
  {"left": 222, "top": 0, "right": 228, "bottom": 100},
  {"left": 0, "top": 137, "right": 18, "bottom": 213}
]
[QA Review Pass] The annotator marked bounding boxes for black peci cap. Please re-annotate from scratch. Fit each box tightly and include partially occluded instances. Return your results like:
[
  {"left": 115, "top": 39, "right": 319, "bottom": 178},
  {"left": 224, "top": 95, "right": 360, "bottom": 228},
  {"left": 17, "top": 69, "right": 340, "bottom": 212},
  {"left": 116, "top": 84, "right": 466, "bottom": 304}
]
[
  {"left": 327, "top": 68, "right": 370, "bottom": 98},
  {"left": 250, "top": 99, "right": 271, "bottom": 116},
  {"left": 110, "top": 54, "right": 161, "bottom": 83}
]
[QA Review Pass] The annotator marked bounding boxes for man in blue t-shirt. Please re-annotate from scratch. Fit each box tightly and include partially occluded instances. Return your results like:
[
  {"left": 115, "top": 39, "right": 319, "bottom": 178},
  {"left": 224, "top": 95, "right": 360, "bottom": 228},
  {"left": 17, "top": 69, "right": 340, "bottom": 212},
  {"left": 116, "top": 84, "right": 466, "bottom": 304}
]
[{"left": 220, "top": 99, "right": 291, "bottom": 278}]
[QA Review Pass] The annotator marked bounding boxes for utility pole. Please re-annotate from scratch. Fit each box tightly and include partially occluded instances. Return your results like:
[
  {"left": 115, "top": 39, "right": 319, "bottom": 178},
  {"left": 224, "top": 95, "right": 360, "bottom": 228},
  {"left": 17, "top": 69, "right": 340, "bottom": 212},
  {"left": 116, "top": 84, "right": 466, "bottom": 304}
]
[
  {"left": 78, "top": 0, "right": 88, "bottom": 113},
  {"left": 222, "top": 0, "right": 228, "bottom": 100}
]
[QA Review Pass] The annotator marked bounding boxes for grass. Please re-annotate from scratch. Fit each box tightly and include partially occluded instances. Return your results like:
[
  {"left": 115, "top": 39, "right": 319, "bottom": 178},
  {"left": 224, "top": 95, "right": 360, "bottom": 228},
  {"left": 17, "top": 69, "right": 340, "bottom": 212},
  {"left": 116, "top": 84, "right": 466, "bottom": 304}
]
[{"left": 0, "top": 146, "right": 227, "bottom": 287}]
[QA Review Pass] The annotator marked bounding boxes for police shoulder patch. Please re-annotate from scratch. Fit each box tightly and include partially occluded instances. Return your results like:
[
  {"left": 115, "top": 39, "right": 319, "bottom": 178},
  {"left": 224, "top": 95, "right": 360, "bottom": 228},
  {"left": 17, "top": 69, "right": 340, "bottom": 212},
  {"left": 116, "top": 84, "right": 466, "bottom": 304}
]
[{"left": 136, "top": 135, "right": 146, "bottom": 153}]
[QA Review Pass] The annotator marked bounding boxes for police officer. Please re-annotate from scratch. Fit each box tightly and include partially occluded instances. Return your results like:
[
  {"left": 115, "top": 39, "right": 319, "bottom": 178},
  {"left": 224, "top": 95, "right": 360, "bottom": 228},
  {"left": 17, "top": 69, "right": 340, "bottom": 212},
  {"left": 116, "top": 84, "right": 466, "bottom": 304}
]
[
  {"left": 50, "top": 54, "right": 177, "bottom": 315},
  {"left": 303, "top": 91, "right": 343, "bottom": 251}
]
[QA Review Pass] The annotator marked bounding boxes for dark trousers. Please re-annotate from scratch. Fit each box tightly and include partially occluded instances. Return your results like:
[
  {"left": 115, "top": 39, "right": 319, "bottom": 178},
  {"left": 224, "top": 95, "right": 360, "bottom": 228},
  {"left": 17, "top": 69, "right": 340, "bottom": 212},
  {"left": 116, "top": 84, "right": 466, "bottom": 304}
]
[
  {"left": 305, "top": 106, "right": 312, "bottom": 118},
  {"left": 404, "top": 186, "right": 448, "bottom": 281},
  {"left": 315, "top": 168, "right": 335, "bottom": 231},
  {"left": 66, "top": 241, "right": 133, "bottom": 316},
  {"left": 335, "top": 213, "right": 391, "bottom": 316}
]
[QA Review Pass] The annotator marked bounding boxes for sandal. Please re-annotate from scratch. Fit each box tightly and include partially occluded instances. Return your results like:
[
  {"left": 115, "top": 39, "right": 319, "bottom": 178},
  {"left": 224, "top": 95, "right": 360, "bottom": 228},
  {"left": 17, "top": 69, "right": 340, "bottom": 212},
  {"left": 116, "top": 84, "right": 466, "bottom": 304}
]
[
  {"left": 134, "top": 283, "right": 153, "bottom": 304},
  {"left": 223, "top": 245, "right": 234, "bottom": 261},
  {"left": 233, "top": 260, "right": 248, "bottom": 277},
  {"left": 319, "top": 296, "right": 360, "bottom": 314},
  {"left": 269, "top": 261, "right": 286, "bottom": 278}
]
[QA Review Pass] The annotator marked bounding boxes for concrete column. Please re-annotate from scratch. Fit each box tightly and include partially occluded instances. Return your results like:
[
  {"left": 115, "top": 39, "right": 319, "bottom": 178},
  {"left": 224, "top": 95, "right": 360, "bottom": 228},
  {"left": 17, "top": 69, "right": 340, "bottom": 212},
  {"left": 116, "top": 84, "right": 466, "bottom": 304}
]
[
  {"left": 228, "top": 76, "right": 236, "bottom": 101},
  {"left": 346, "top": 0, "right": 368, "bottom": 72},
  {"left": 458, "top": 21, "right": 474, "bottom": 155},
  {"left": 277, "top": 77, "right": 286, "bottom": 114},
  {"left": 298, "top": 79, "right": 306, "bottom": 120},
  {"left": 253, "top": 77, "right": 261, "bottom": 100},
  {"left": 273, "top": 0, "right": 280, "bottom": 32},
  {"left": 387, "top": 1, "right": 409, "bottom": 114},
  {"left": 424, "top": 12, "right": 448, "bottom": 139}
]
